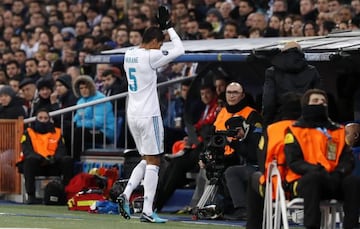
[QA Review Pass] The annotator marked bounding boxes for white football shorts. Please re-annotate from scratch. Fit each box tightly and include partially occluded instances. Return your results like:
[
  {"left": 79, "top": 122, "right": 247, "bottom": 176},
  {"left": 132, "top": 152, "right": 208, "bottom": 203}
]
[{"left": 127, "top": 116, "right": 164, "bottom": 156}]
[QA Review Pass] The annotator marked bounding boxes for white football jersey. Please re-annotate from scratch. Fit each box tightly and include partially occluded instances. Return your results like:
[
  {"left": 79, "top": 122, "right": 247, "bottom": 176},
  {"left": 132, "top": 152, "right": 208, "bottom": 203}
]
[{"left": 124, "top": 28, "right": 185, "bottom": 117}]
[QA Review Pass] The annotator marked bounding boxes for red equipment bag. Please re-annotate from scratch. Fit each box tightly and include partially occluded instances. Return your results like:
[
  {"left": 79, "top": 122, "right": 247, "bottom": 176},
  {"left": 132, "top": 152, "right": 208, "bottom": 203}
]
[{"left": 67, "top": 189, "right": 106, "bottom": 211}]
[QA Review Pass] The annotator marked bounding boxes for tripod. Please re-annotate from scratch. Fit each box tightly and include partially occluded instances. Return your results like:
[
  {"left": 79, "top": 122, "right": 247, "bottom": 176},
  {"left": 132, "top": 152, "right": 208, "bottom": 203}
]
[{"left": 192, "top": 169, "right": 224, "bottom": 220}]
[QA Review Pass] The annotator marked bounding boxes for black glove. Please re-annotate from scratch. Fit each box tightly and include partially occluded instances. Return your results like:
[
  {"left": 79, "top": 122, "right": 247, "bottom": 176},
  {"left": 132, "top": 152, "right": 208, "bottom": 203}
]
[{"left": 156, "top": 5, "right": 172, "bottom": 30}]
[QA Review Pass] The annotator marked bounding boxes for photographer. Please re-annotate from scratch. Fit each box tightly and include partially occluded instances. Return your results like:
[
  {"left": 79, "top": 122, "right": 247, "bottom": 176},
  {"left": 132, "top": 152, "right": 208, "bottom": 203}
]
[
  {"left": 195, "top": 82, "right": 263, "bottom": 218},
  {"left": 18, "top": 109, "right": 73, "bottom": 204}
]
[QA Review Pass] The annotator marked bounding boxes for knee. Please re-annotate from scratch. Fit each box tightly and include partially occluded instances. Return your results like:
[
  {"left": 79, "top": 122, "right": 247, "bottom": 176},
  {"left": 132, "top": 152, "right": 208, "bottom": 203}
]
[{"left": 224, "top": 166, "right": 238, "bottom": 179}]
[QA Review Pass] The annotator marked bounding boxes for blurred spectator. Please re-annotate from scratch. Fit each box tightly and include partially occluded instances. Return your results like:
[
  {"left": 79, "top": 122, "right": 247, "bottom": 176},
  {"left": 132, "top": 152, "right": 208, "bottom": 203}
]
[
  {"left": 131, "top": 14, "right": 149, "bottom": 34},
  {"left": 303, "top": 20, "right": 318, "bottom": 36},
  {"left": 271, "top": 0, "right": 288, "bottom": 18},
  {"left": 86, "top": 5, "right": 102, "bottom": 29},
  {"left": 10, "top": 35, "right": 22, "bottom": 53},
  {"left": 51, "top": 60, "right": 66, "bottom": 81},
  {"left": 231, "top": 0, "right": 257, "bottom": 34},
  {"left": 19, "top": 78, "right": 37, "bottom": 117},
  {"left": 267, "top": 13, "right": 283, "bottom": 33},
  {"left": 222, "top": 20, "right": 240, "bottom": 38},
  {"left": 82, "top": 35, "right": 97, "bottom": 51},
  {"left": 164, "top": 79, "right": 192, "bottom": 129},
  {"left": 63, "top": 11, "right": 76, "bottom": 27},
  {"left": 115, "top": 28, "right": 131, "bottom": 48},
  {"left": 291, "top": 15, "right": 305, "bottom": 36},
  {"left": 37, "top": 59, "right": 51, "bottom": 78},
  {"left": 51, "top": 74, "right": 77, "bottom": 155},
  {"left": 61, "top": 29, "right": 77, "bottom": 50},
  {"left": 140, "top": 3, "right": 155, "bottom": 21},
  {"left": 219, "top": 1, "right": 234, "bottom": 22},
  {"left": 72, "top": 75, "right": 115, "bottom": 161},
  {"left": 317, "top": 0, "right": 329, "bottom": 13},
  {"left": 251, "top": 12, "right": 268, "bottom": 33},
  {"left": 100, "top": 15, "right": 116, "bottom": 39},
  {"left": 94, "top": 63, "right": 111, "bottom": 91},
  {"left": 101, "top": 67, "right": 128, "bottom": 115},
  {"left": 66, "top": 66, "right": 81, "bottom": 82},
  {"left": 281, "top": 14, "right": 294, "bottom": 36},
  {"left": 2, "top": 50, "right": 15, "bottom": 66},
  {"left": 184, "top": 19, "right": 202, "bottom": 40},
  {"left": 0, "top": 85, "right": 26, "bottom": 119},
  {"left": 33, "top": 78, "right": 55, "bottom": 115},
  {"left": 300, "top": 0, "right": 318, "bottom": 22},
  {"left": 5, "top": 60, "right": 22, "bottom": 80},
  {"left": 0, "top": 69, "right": 6, "bottom": 85},
  {"left": 8, "top": 75, "right": 21, "bottom": 94},
  {"left": 129, "top": 29, "right": 143, "bottom": 46},
  {"left": 206, "top": 8, "right": 224, "bottom": 37},
  {"left": 14, "top": 49, "right": 27, "bottom": 73},
  {"left": 198, "top": 21, "right": 214, "bottom": 39},
  {"left": 352, "top": 0, "right": 360, "bottom": 16},
  {"left": 52, "top": 34, "right": 65, "bottom": 53},
  {"left": 25, "top": 58, "right": 40, "bottom": 82},
  {"left": 74, "top": 19, "right": 90, "bottom": 49},
  {"left": 60, "top": 46, "right": 79, "bottom": 70}
]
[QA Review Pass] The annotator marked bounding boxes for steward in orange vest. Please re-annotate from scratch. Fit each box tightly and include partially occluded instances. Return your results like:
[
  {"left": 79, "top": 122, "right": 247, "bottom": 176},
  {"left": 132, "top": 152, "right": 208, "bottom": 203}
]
[
  {"left": 246, "top": 91, "right": 302, "bottom": 229},
  {"left": 283, "top": 89, "right": 359, "bottom": 229},
  {"left": 18, "top": 109, "right": 73, "bottom": 204}
]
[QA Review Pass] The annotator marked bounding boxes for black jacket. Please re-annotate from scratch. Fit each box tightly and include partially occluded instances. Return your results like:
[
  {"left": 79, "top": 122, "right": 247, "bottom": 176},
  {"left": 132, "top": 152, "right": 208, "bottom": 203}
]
[
  {"left": 51, "top": 90, "right": 78, "bottom": 128},
  {"left": 0, "top": 96, "right": 26, "bottom": 119},
  {"left": 103, "top": 77, "right": 128, "bottom": 115},
  {"left": 262, "top": 48, "right": 323, "bottom": 125}
]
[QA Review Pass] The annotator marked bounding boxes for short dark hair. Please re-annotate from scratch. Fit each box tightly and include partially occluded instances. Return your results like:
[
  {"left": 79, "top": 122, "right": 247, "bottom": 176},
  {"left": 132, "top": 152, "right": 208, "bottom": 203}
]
[
  {"left": 6, "top": 60, "right": 20, "bottom": 68},
  {"left": 142, "top": 27, "right": 165, "bottom": 44},
  {"left": 200, "top": 83, "right": 216, "bottom": 92},
  {"left": 181, "top": 79, "right": 192, "bottom": 87},
  {"left": 102, "top": 69, "right": 116, "bottom": 78},
  {"left": 301, "top": 88, "right": 328, "bottom": 107}
]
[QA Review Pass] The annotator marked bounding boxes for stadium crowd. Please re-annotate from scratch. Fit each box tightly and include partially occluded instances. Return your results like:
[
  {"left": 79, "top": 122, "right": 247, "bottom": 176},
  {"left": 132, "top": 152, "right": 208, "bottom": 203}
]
[{"left": 0, "top": 0, "right": 359, "bottom": 120}]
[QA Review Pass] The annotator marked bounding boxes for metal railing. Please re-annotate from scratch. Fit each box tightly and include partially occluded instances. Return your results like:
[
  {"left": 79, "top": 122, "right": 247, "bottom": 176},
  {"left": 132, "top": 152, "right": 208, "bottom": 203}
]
[{"left": 23, "top": 75, "right": 196, "bottom": 157}]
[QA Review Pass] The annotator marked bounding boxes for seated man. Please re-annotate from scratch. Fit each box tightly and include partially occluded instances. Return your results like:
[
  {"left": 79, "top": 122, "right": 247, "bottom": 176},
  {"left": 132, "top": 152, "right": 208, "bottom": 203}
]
[
  {"left": 284, "top": 89, "right": 359, "bottom": 229},
  {"left": 18, "top": 108, "right": 73, "bottom": 204},
  {"left": 195, "top": 82, "right": 263, "bottom": 219}
]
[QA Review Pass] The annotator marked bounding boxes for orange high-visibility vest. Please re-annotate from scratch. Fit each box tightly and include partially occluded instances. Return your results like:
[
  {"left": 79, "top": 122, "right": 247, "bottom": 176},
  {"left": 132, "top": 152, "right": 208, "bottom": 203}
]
[
  {"left": 27, "top": 127, "right": 62, "bottom": 158},
  {"left": 259, "top": 120, "right": 294, "bottom": 199},
  {"left": 214, "top": 106, "right": 255, "bottom": 155},
  {"left": 259, "top": 120, "right": 294, "bottom": 185},
  {"left": 285, "top": 126, "right": 345, "bottom": 183}
]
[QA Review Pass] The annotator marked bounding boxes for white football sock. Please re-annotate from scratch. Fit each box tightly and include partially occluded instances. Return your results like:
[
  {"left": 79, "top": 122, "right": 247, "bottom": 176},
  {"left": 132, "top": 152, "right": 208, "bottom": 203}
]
[
  {"left": 123, "top": 159, "right": 146, "bottom": 200},
  {"left": 142, "top": 164, "right": 159, "bottom": 215}
]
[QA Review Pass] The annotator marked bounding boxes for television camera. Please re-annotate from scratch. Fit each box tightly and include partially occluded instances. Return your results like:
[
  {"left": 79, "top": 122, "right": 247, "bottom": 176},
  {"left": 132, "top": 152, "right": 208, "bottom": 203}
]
[
  {"left": 200, "top": 116, "right": 250, "bottom": 180},
  {"left": 195, "top": 116, "right": 251, "bottom": 219}
]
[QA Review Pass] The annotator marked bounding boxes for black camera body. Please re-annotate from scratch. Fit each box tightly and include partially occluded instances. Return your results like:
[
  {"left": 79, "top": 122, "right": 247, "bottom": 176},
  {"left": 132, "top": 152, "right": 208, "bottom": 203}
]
[{"left": 200, "top": 129, "right": 237, "bottom": 180}]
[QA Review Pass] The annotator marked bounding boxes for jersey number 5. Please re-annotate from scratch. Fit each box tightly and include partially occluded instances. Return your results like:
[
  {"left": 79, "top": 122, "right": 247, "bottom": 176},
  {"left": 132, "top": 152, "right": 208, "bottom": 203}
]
[{"left": 128, "top": 68, "right": 138, "bottom": 91}]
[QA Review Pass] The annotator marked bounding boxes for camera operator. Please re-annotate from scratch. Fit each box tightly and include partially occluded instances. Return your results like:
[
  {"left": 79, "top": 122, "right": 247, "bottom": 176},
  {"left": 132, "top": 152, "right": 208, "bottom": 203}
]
[{"left": 195, "top": 82, "right": 263, "bottom": 219}]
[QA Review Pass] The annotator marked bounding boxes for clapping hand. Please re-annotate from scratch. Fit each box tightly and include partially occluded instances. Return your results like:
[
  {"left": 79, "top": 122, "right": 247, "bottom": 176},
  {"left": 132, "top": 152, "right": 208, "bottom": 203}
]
[{"left": 156, "top": 5, "right": 172, "bottom": 30}]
